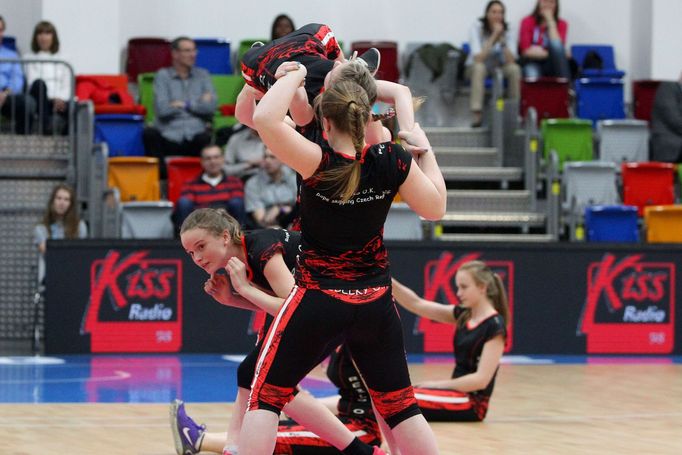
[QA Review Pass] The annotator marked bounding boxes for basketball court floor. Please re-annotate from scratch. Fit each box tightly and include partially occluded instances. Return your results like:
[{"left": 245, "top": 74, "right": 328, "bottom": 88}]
[{"left": 1, "top": 354, "right": 681, "bottom": 454}]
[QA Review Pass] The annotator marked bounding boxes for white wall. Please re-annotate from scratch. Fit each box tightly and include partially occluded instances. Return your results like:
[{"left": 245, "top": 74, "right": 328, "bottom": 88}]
[
  {"left": 651, "top": 0, "right": 682, "bottom": 80},
  {"left": 2, "top": 0, "right": 679, "bottom": 92}
]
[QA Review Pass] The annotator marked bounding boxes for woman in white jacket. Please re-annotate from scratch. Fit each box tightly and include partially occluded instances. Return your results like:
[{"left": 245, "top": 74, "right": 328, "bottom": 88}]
[{"left": 25, "top": 21, "right": 72, "bottom": 134}]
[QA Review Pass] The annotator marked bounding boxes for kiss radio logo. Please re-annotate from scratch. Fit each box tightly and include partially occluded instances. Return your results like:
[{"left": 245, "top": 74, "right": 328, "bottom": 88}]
[
  {"left": 579, "top": 253, "right": 675, "bottom": 354},
  {"left": 81, "top": 250, "right": 183, "bottom": 353},
  {"left": 418, "top": 252, "right": 514, "bottom": 353}
]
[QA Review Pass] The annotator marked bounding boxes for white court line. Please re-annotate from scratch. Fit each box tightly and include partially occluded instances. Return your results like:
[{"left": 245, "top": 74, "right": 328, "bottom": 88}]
[{"left": 0, "top": 370, "right": 130, "bottom": 384}]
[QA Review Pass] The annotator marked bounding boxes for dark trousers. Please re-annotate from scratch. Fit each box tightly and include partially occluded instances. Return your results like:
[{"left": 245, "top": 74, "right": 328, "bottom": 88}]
[
  {"left": 29, "top": 79, "right": 68, "bottom": 135},
  {"left": 521, "top": 39, "right": 571, "bottom": 79},
  {"left": 0, "top": 92, "right": 36, "bottom": 134},
  {"left": 142, "top": 127, "right": 212, "bottom": 178}
]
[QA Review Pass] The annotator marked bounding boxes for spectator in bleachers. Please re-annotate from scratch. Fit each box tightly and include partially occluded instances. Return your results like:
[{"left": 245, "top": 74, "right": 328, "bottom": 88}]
[
  {"left": 271, "top": 14, "right": 295, "bottom": 41},
  {"left": 223, "top": 125, "right": 266, "bottom": 179},
  {"left": 0, "top": 15, "right": 36, "bottom": 134},
  {"left": 244, "top": 147, "right": 297, "bottom": 229},
  {"left": 143, "top": 36, "right": 216, "bottom": 177},
  {"left": 34, "top": 183, "right": 87, "bottom": 283},
  {"left": 466, "top": 0, "right": 520, "bottom": 128},
  {"left": 25, "top": 20, "right": 71, "bottom": 134},
  {"left": 651, "top": 72, "right": 682, "bottom": 163},
  {"left": 174, "top": 144, "right": 246, "bottom": 233},
  {"left": 518, "top": 0, "right": 571, "bottom": 79}
]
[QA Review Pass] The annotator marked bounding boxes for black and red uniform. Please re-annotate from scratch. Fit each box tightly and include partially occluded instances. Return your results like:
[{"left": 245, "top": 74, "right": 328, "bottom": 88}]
[
  {"left": 249, "top": 141, "right": 421, "bottom": 429},
  {"left": 414, "top": 306, "right": 507, "bottom": 421},
  {"left": 273, "top": 345, "right": 381, "bottom": 455},
  {"left": 241, "top": 23, "right": 340, "bottom": 105},
  {"left": 236, "top": 228, "right": 300, "bottom": 389}
]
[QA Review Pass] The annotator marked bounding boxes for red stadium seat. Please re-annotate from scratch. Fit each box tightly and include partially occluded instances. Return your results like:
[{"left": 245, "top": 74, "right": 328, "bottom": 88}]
[
  {"left": 76, "top": 74, "right": 146, "bottom": 115},
  {"left": 621, "top": 162, "right": 675, "bottom": 216},
  {"left": 632, "top": 79, "right": 662, "bottom": 122},
  {"left": 166, "top": 156, "right": 202, "bottom": 204},
  {"left": 521, "top": 77, "right": 570, "bottom": 124},
  {"left": 126, "top": 37, "right": 172, "bottom": 82},
  {"left": 351, "top": 41, "right": 399, "bottom": 83}
]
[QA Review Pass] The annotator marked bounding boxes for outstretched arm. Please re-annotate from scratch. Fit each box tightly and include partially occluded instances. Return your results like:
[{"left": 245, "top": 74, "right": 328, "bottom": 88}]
[
  {"left": 235, "top": 84, "right": 262, "bottom": 129},
  {"left": 252, "top": 62, "right": 322, "bottom": 179},
  {"left": 392, "top": 278, "right": 456, "bottom": 324},
  {"left": 376, "top": 80, "right": 415, "bottom": 131}
]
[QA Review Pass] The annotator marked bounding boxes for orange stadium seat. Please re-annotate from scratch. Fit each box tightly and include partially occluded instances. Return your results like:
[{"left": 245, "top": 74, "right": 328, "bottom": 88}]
[
  {"left": 644, "top": 205, "right": 682, "bottom": 243},
  {"left": 108, "top": 156, "right": 160, "bottom": 202}
]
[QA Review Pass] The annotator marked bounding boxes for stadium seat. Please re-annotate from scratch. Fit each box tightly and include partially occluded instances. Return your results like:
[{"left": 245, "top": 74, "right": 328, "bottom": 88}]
[
  {"left": 137, "top": 72, "right": 156, "bottom": 124},
  {"left": 211, "top": 74, "right": 245, "bottom": 130},
  {"left": 165, "top": 156, "right": 202, "bottom": 204},
  {"left": 632, "top": 79, "right": 661, "bottom": 122},
  {"left": 351, "top": 41, "right": 399, "bottom": 82},
  {"left": 76, "top": 75, "right": 146, "bottom": 115},
  {"left": 126, "top": 37, "right": 172, "bottom": 82},
  {"left": 195, "top": 38, "right": 232, "bottom": 74},
  {"left": 563, "top": 162, "right": 619, "bottom": 213},
  {"left": 575, "top": 77, "right": 626, "bottom": 125},
  {"left": 541, "top": 118, "right": 593, "bottom": 169},
  {"left": 120, "top": 201, "right": 174, "bottom": 239},
  {"left": 597, "top": 119, "right": 649, "bottom": 164},
  {"left": 236, "top": 39, "right": 268, "bottom": 74},
  {"left": 584, "top": 205, "right": 639, "bottom": 242},
  {"left": 108, "top": 156, "right": 160, "bottom": 202},
  {"left": 384, "top": 203, "right": 423, "bottom": 240},
  {"left": 622, "top": 162, "right": 676, "bottom": 216},
  {"left": 571, "top": 44, "right": 625, "bottom": 79},
  {"left": 644, "top": 205, "right": 682, "bottom": 243},
  {"left": 94, "top": 114, "right": 145, "bottom": 157},
  {"left": 521, "top": 77, "right": 570, "bottom": 123}
]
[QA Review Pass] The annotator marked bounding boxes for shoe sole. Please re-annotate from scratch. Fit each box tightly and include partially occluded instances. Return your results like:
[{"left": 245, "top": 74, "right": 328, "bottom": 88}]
[{"left": 170, "top": 399, "right": 184, "bottom": 455}]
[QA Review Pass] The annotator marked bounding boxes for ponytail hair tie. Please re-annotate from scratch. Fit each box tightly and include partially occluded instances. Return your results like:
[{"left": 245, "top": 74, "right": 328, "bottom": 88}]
[{"left": 355, "top": 151, "right": 361, "bottom": 161}]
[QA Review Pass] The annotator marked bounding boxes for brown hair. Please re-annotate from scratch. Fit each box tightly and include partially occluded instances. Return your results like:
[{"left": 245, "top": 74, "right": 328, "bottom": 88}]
[
  {"left": 31, "top": 20, "right": 60, "bottom": 54},
  {"left": 333, "top": 60, "right": 377, "bottom": 105},
  {"left": 456, "top": 260, "right": 510, "bottom": 329},
  {"left": 180, "top": 208, "right": 242, "bottom": 245},
  {"left": 42, "top": 183, "right": 79, "bottom": 238},
  {"left": 313, "top": 80, "right": 371, "bottom": 202},
  {"left": 480, "top": 0, "right": 509, "bottom": 35},
  {"left": 532, "top": 0, "right": 560, "bottom": 24}
]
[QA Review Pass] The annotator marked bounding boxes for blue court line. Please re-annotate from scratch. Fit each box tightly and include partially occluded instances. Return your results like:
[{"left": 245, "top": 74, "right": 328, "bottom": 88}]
[{"left": 0, "top": 354, "right": 680, "bottom": 404}]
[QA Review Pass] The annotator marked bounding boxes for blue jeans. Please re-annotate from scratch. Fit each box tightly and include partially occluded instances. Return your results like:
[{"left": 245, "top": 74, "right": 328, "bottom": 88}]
[
  {"left": 174, "top": 196, "right": 247, "bottom": 231},
  {"left": 522, "top": 39, "right": 570, "bottom": 79}
]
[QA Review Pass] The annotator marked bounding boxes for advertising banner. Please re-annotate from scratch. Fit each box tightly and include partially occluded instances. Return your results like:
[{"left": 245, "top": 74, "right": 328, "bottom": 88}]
[{"left": 45, "top": 240, "right": 681, "bottom": 355}]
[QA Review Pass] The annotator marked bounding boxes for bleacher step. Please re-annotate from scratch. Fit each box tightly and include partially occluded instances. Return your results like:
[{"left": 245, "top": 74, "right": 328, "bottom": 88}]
[
  {"left": 439, "top": 211, "right": 546, "bottom": 227},
  {"left": 434, "top": 147, "right": 498, "bottom": 167},
  {"left": 447, "top": 189, "right": 532, "bottom": 212},
  {"left": 436, "top": 233, "right": 556, "bottom": 242},
  {"left": 424, "top": 127, "right": 490, "bottom": 148},
  {"left": 441, "top": 166, "right": 522, "bottom": 183}
]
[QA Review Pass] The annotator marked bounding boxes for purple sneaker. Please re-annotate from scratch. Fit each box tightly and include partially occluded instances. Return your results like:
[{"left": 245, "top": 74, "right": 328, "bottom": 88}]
[{"left": 170, "top": 399, "right": 205, "bottom": 455}]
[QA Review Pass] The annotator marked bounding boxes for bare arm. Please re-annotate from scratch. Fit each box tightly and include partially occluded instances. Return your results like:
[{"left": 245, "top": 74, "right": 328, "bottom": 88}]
[
  {"left": 376, "top": 80, "right": 414, "bottom": 131},
  {"left": 419, "top": 336, "right": 505, "bottom": 391},
  {"left": 392, "top": 278, "right": 456, "bottom": 324},
  {"left": 288, "top": 87, "right": 315, "bottom": 126},
  {"left": 235, "top": 84, "right": 262, "bottom": 129},
  {"left": 252, "top": 62, "right": 321, "bottom": 178},
  {"left": 203, "top": 274, "right": 262, "bottom": 312},
  {"left": 225, "top": 257, "right": 286, "bottom": 316},
  {"left": 396, "top": 124, "right": 447, "bottom": 220}
]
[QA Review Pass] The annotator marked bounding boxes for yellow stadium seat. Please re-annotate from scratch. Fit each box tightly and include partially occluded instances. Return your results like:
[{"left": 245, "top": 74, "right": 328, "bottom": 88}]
[
  {"left": 644, "top": 205, "right": 682, "bottom": 243},
  {"left": 108, "top": 156, "right": 160, "bottom": 202}
]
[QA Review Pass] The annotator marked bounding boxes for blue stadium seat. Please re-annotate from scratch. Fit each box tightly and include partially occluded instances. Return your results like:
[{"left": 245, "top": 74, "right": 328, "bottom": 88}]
[
  {"left": 575, "top": 77, "right": 625, "bottom": 125},
  {"left": 571, "top": 44, "right": 625, "bottom": 79},
  {"left": 194, "top": 38, "right": 232, "bottom": 74},
  {"left": 585, "top": 205, "right": 639, "bottom": 242},
  {"left": 94, "top": 114, "right": 146, "bottom": 157}
]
